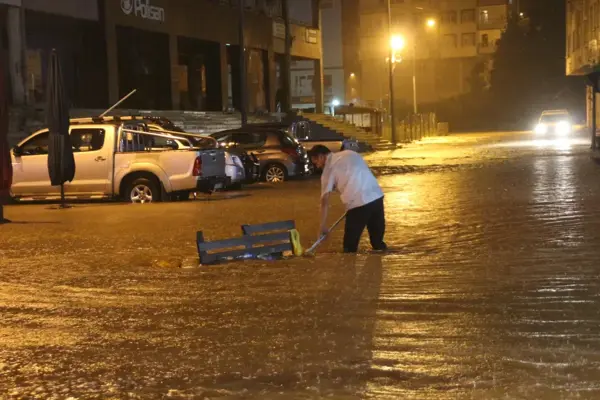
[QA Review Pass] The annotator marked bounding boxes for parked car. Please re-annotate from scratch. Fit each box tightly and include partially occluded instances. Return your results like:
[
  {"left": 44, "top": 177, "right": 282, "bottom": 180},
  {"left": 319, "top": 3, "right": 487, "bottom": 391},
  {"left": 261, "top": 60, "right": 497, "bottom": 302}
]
[
  {"left": 11, "top": 120, "right": 228, "bottom": 203},
  {"left": 150, "top": 134, "right": 259, "bottom": 189},
  {"left": 236, "top": 122, "right": 360, "bottom": 153},
  {"left": 210, "top": 128, "right": 310, "bottom": 183},
  {"left": 72, "top": 115, "right": 260, "bottom": 189}
]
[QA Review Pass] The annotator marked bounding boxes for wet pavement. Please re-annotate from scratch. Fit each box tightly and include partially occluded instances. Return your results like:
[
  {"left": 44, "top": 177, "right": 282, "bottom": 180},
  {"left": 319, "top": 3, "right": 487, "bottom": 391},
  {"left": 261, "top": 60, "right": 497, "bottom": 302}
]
[{"left": 2, "top": 131, "right": 600, "bottom": 398}]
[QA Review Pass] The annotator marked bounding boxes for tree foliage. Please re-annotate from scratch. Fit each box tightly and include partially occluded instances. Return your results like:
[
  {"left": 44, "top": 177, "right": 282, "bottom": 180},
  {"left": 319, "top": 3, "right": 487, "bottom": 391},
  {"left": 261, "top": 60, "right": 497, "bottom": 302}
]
[{"left": 490, "top": 0, "right": 585, "bottom": 127}]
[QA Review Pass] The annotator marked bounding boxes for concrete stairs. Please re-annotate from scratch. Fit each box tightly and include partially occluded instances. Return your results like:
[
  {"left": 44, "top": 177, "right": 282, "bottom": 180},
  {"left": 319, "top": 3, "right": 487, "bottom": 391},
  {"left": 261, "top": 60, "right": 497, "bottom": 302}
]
[
  {"left": 71, "top": 109, "right": 276, "bottom": 135},
  {"left": 8, "top": 108, "right": 276, "bottom": 145},
  {"left": 301, "top": 113, "right": 396, "bottom": 151},
  {"left": 8, "top": 107, "right": 395, "bottom": 153}
]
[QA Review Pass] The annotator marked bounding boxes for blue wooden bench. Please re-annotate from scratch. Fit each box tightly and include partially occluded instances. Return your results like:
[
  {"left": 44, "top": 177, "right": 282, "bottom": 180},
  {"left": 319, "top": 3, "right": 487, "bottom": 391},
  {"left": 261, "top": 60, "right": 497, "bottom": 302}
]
[{"left": 196, "top": 220, "right": 296, "bottom": 265}]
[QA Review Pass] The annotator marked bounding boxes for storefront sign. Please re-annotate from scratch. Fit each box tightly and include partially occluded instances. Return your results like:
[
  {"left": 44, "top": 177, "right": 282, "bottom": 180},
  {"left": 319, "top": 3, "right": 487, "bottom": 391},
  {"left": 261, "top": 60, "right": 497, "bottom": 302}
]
[
  {"left": 273, "top": 21, "right": 285, "bottom": 39},
  {"left": 305, "top": 28, "right": 318, "bottom": 44},
  {"left": 121, "top": 0, "right": 165, "bottom": 22}
]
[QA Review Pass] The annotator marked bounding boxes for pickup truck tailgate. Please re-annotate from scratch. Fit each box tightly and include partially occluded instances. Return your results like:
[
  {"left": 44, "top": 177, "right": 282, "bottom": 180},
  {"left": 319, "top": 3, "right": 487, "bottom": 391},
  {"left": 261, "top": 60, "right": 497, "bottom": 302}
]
[{"left": 200, "top": 149, "right": 226, "bottom": 177}]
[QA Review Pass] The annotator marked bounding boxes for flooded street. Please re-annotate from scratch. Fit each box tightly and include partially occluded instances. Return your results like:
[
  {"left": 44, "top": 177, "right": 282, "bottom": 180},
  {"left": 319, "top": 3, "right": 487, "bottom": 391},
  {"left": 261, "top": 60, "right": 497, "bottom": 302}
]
[{"left": 2, "top": 132, "right": 600, "bottom": 399}]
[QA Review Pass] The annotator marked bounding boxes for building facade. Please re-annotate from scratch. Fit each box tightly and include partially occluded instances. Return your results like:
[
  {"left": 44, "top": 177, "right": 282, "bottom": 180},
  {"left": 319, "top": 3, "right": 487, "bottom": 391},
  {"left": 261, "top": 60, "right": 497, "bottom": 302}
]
[
  {"left": 1, "top": 0, "right": 105, "bottom": 108},
  {"left": 350, "top": 0, "right": 508, "bottom": 111},
  {"left": 566, "top": 0, "right": 600, "bottom": 144},
  {"left": 290, "top": 0, "right": 345, "bottom": 111},
  {"left": 1, "top": 0, "right": 324, "bottom": 113},
  {"left": 566, "top": 0, "right": 600, "bottom": 77}
]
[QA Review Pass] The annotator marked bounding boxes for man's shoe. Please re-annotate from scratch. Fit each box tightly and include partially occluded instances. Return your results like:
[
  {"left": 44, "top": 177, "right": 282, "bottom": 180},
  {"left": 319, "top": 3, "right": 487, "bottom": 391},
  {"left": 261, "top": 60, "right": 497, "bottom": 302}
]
[{"left": 372, "top": 242, "right": 388, "bottom": 252}]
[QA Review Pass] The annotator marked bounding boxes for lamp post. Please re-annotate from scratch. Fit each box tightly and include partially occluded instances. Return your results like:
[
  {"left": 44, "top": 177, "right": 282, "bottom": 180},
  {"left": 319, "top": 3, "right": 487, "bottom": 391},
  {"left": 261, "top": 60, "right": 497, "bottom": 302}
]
[
  {"left": 387, "top": 1, "right": 436, "bottom": 141},
  {"left": 239, "top": 0, "right": 248, "bottom": 126},
  {"left": 387, "top": 0, "right": 397, "bottom": 144},
  {"left": 412, "top": 17, "right": 437, "bottom": 115},
  {"left": 387, "top": 34, "right": 404, "bottom": 144},
  {"left": 331, "top": 98, "right": 340, "bottom": 117}
]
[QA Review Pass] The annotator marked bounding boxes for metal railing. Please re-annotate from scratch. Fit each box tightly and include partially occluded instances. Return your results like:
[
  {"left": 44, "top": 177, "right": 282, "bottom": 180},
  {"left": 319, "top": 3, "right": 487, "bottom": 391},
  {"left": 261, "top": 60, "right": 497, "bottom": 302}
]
[{"left": 395, "top": 112, "right": 438, "bottom": 143}]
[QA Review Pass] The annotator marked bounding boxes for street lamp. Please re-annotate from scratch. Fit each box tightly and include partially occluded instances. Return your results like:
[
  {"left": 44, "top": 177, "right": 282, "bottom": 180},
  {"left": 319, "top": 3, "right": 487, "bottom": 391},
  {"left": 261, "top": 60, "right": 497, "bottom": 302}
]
[
  {"left": 387, "top": 0, "right": 398, "bottom": 144},
  {"left": 410, "top": 17, "right": 437, "bottom": 115},
  {"left": 331, "top": 98, "right": 340, "bottom": 116},
  {"left": 390, "top": 34, "right": 405, "bottom": 64},
  {"left": 390, "top": 35, "right": 406, "bottom": 52}
]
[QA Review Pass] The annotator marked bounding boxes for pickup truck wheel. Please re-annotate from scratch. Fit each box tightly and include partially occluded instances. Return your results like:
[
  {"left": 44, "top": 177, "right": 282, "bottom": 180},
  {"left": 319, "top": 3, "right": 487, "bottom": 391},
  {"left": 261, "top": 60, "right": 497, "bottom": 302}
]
[
  {"left": 127, "top": 178, "right": 159, "bottom": 204},
  {"left": 264, "top": 164, "right": 287, "bottom": 183}
]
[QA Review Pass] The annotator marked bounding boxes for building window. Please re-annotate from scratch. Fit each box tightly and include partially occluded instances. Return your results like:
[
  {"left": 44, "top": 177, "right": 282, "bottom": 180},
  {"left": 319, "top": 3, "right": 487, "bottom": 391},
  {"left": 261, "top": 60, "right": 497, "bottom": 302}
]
[
  {"left": 461, "top": 9, "right": 475, "bottom": 23},
  {"left": 392, "top": 13, "right": 408, "bottom": 27},
  {"left": 443, "top": 34, "right": 457, "bottom": 48},
  {"left": 480, "top": 10, "right": 489, "bottom": 24},
  {"left": 442, "top": 10, "right": 457, "bottom": 24},
  {"left": 461, "top": 32, "right": 476, "bottom": 47},
  {"left": 481, "top": 34, "right": 489, "bottom": 47}
]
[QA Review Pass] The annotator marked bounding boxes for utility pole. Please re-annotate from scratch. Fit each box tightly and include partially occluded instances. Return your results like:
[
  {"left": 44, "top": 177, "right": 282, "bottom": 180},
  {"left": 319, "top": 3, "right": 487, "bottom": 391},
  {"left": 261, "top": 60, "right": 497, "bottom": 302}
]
[
  {"left": 590, "top": 73, "right": 598, "bottom": 150},
  {"left": 412, "top": 40, "right": 417, "bottom": 114},
  {"left": 239, "top": 0, "right": 248, "bottom": 126},
  {"left": 387, "top": 0, "right": 397, "bottom": 144},
  {"left": 282, "top": 0, "right": 292, "bottom": 113}
]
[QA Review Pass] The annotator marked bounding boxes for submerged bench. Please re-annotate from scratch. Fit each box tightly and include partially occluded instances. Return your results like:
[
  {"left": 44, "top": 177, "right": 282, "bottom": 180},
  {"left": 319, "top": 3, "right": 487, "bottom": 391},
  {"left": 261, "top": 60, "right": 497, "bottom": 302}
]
[{"left": 197, "top": 220, "right": 296, "bottom": 265}]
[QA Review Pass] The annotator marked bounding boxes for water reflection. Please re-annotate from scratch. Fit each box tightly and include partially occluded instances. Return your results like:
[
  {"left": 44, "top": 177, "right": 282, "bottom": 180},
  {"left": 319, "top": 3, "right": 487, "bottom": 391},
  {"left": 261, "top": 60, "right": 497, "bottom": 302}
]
[
  {"left": 531, "top": 155, "right": 583, "bottom": 246},
  {"left": 490, "top": 137, "right": 588, "bottom": 150}
]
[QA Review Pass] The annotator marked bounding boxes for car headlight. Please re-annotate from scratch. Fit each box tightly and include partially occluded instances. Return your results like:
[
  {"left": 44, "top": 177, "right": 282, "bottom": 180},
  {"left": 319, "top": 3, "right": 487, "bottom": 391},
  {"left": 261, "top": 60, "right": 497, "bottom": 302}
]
[
  {"left": 556, "top": 121, "right": 571, "bottom": 135},
  {"left": 535, "top": 124, "right": 548, "bottom": 134}
]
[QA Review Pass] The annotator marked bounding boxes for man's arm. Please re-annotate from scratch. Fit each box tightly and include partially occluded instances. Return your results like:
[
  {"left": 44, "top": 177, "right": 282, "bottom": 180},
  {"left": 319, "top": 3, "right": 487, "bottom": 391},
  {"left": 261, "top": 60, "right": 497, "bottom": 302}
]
[{"left": 319, "top": 192, "right": 330, "bottom": 237}]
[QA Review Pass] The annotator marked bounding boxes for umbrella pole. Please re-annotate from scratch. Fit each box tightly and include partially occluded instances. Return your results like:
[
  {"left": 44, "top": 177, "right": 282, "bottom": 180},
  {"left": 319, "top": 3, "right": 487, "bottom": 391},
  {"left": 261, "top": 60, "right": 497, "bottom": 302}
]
[{"left": 60, "top": 183, "right": 65, "bottom": 209}]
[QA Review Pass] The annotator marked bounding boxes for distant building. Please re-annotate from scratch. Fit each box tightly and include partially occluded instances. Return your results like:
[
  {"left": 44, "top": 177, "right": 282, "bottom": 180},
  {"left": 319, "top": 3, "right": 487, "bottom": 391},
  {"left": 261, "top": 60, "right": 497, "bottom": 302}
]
[
  {"left": 349, "top": 0, "right": 509, "bottom": 111},
  {"left": 566, "top": 0, "right": 600, "bottom": 140},
  {"left": 290, "top": 0, "right": 344, "bottom": 111}
]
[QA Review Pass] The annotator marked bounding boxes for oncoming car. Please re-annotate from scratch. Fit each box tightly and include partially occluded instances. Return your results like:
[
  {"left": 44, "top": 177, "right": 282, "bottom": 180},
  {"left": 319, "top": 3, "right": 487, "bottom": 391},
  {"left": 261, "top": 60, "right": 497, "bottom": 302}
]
[{"left": 534, "top": 110, "right": 572, "bottom": 136}]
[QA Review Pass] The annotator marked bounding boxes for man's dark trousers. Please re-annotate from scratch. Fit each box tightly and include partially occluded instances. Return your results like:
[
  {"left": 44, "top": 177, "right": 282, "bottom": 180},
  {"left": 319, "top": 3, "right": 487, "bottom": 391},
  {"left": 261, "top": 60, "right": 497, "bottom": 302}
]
[{"left": 343, "top": 196, "right": 386, "bottom": 253}]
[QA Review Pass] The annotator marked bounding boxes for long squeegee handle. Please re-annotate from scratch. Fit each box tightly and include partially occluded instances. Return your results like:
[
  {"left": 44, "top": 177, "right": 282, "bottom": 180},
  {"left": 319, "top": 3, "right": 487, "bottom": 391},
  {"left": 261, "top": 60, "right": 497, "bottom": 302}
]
[{"left": 306, "top": 212, "right": 347, "bottom": 254}]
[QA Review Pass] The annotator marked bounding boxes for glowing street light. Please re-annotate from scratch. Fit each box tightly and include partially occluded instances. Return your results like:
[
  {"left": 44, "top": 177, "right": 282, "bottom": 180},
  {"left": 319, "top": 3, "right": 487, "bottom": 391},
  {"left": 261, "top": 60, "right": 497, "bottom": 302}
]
[
  {"left": 390, "top": 35, "right": 406, "bottom": 52},
  {"left": 426, "top": 18, "right": 436, "bottom": 28},
  {"left": 331, "top": 98, "right": 340, "bottom": 116}
]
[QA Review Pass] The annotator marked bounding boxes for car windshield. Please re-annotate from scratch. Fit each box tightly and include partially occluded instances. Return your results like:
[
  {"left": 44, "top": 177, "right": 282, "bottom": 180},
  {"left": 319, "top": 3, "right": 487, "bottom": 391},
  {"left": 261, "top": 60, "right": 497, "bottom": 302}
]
[
  {"left": 280, "top": 133, "right": 299, "bottom": 147},
  {"left": 540, "top": 114, "right": 569, "bottom": 123},
  {"left": 189, "top": 136, "right": 217, "bottom": 149},
  {"left": 211, "top": 132, "right": 230, "bottom": 141}
]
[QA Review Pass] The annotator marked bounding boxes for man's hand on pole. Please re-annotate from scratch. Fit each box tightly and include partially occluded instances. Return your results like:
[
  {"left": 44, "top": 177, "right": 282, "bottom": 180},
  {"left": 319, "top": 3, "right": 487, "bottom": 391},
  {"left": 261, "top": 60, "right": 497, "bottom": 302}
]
[{"left": 319, "top": 193, "right": 330, "bottom": 239}]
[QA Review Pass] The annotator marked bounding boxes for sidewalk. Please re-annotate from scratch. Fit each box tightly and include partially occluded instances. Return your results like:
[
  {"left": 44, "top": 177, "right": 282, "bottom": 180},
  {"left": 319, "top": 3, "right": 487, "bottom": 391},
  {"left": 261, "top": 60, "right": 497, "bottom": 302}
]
[{"left": 365, "top": 131, "right": 532, "bottom": 170}]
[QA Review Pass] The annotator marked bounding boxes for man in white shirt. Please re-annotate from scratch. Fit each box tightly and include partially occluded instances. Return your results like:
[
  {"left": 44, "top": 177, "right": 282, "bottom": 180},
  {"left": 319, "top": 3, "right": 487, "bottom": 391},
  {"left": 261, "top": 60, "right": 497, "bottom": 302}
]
[{"left": 308, "top": 145, "right": 387, "bottom": 253}]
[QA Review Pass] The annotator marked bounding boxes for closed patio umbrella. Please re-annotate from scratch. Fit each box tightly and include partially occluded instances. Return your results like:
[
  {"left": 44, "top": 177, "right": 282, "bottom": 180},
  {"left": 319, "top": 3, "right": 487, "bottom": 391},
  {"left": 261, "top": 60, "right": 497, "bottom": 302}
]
[
  {"left": 46, "top": 50, "right": 75, "bottom": 208},
  {"left": 0, "top": 49, "right": 12, "bottom": 224}
]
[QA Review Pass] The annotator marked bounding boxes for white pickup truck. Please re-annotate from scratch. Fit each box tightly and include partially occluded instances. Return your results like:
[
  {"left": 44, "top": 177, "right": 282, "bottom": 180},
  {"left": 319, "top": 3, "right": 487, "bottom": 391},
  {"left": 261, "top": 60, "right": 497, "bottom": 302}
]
[{"left": 10, "top": 120, "right": 228, "bottom": 203}]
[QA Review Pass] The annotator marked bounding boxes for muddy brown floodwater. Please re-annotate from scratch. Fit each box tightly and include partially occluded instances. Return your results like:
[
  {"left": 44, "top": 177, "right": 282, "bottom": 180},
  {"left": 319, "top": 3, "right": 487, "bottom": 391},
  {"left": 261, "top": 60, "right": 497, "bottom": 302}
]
[{"left": 2, "top": 132, "right": 600, "bottom": 399}]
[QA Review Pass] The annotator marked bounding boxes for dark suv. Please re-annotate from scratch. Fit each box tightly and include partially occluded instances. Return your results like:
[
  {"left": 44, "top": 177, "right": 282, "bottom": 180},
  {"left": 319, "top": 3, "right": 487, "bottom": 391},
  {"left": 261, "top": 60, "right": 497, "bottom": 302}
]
[{"left": 210, "top": 129, "right": 309, "bottom": 183}]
